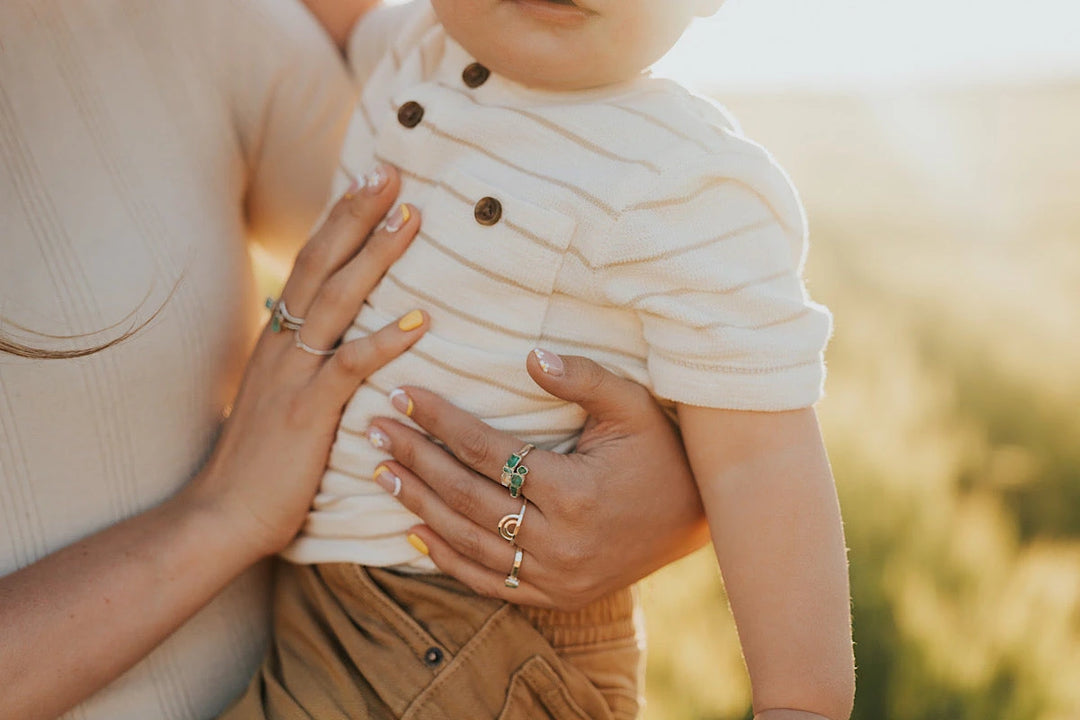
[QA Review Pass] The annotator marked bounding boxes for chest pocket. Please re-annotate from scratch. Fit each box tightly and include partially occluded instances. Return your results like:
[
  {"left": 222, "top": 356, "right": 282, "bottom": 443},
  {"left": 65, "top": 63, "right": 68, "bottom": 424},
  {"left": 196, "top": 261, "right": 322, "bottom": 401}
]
[{"left": 382, "top": 167, "right": 577, "bottom": 356}]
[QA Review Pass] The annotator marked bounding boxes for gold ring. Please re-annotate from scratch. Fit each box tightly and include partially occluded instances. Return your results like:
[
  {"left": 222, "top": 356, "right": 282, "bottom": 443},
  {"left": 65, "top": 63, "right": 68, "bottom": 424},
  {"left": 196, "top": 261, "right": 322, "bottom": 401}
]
[
  {"left": 500, "top": 443, "right": 534, "bottom": 499},
  {"left": 497, "top": 501, "right": 528, "bottom": 544},
  {"left": 505, "top": 548, "right": 524, "bottom": 589}
]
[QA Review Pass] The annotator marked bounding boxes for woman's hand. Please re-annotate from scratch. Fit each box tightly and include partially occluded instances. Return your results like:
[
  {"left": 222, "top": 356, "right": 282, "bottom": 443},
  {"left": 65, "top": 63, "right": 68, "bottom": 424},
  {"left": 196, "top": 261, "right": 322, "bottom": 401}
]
[
  {"left": 367, "top": 351, "right": 711, "bottom": 610},
  {"left": 0, "top": 167, "right": 423, "bottom": 720},
  {"left": 187, "top": 167, "right": 426, "bottom": 560}
]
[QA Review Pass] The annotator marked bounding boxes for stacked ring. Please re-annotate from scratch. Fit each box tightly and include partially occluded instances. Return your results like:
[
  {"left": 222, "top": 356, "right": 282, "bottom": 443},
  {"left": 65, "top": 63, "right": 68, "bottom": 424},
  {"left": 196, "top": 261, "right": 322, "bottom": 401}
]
[
  {"left": 504, "top": 548, "right": 524, "bottom": 589},
  {"left": 497, "top": 501, "right": 528, "bottom": 544},
  {"left": 264, "top": 297, "right": 305, "bottom": 333},
  {"left": 294, "top": 330, "right": 336, "bottom": 357},
  {"left": 500, "top": 444, "right": 534, "bottom": 499}
]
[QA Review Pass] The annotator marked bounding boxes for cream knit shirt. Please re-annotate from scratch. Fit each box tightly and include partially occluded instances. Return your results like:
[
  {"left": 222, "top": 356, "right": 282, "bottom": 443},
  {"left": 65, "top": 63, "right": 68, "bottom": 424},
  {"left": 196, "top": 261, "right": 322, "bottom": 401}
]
[
  {"left": 0, "top": 1, "right": 353, "bottom": 717},
  {"left": 283, "top": 2, "right": 832, "bottom": 569}
]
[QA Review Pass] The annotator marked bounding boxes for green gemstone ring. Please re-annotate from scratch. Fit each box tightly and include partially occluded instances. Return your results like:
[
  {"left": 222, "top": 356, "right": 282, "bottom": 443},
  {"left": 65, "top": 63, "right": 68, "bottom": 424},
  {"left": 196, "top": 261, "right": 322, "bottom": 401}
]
[
  {"left": 500, "top": 444, "right": 535, "bottom": 499},
  {"left": 265, "top": 296, "right": 305, "bottom": 333}
]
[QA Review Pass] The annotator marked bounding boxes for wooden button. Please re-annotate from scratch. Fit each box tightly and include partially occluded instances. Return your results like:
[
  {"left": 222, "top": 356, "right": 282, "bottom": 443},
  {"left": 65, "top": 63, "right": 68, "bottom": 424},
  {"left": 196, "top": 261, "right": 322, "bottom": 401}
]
[
  {"left": 462, "top": 63, "right": 490, "bottom": 88},
  {"left": 397, "top": 101, "right": 424, "bottom": 128},
  {"left": 474, "top": 197, "right": 502, "bottom": 226}
]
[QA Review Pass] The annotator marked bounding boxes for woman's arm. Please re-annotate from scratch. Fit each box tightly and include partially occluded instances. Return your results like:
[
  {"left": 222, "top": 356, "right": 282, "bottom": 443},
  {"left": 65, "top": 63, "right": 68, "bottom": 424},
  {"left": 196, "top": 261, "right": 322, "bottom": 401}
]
[
  {"left": 0, "top": 172, "right": 422, "bottom": 720},
  {"left": 678, "top": 405, "right": 855, "bottom": 720},
  {"left": 366, "top": 350, "right": 711, "bottom": 609}
]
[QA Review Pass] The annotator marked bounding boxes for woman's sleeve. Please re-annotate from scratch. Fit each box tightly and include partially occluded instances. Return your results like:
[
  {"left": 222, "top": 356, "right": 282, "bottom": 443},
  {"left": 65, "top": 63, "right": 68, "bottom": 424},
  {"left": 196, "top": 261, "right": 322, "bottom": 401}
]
[
  {"left": 602, "top": 146, "right": 833, "bottom": 411},
  {"left": 211, "top": 0, "right": 357, "bottom": 259}
]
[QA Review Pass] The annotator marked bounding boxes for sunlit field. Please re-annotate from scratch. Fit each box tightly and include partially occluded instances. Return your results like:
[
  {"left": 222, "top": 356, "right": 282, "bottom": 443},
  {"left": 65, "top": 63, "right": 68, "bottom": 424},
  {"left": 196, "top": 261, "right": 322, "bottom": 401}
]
[{"left": 640, "top": 82, "right": 1080, "bottom": 720}]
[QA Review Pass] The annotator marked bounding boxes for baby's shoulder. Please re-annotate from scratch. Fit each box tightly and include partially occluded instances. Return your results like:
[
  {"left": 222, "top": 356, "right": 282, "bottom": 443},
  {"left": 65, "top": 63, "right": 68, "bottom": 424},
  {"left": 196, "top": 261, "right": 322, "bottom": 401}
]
[{"left": 612, "top": 80, "right": 804, "bottom": 233}]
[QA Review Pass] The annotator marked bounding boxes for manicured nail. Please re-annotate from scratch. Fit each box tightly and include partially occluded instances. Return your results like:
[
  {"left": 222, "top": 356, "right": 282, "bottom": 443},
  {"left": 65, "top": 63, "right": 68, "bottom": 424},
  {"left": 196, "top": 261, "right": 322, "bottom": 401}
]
[
  {"left": 373, "top": 465, "right": 401, "bottom": 497},
  {"left": 397, "top": 309, "right": 424, "bottom": 332},
  {"left": 407, "top": 533, "right": 429, "bottom": 556},
  {"left": 384, "top": 204, "right": 411, "bottom": 233},
  {"left": 367, "top": 427, "right": 391, "bottom": 451},
  {"left": 363, "top": 165, "right": 390, "bottom": 194},
  {"left": 389, "top": 388, "right": 414, "bottom": 416},
  {"left": 532, "top": 348, "right": 564, "bottom": 376}
]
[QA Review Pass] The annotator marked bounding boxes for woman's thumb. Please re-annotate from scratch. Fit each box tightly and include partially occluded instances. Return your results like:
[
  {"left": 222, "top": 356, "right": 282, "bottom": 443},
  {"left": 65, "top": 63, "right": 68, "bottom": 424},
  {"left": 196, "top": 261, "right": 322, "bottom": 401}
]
[{"left": 525, "top": 348, "right": 650, "bottom": 421}]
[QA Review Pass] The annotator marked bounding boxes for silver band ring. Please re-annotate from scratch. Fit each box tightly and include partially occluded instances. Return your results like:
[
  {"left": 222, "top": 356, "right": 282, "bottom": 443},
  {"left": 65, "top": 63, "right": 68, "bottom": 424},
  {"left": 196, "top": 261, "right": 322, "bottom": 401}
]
[
  {"left": 497, "top": 501, "right": 528, "bottom": 544},
  {"left": 500, "top": 443, "right": 534, "bottom": 499},
  {"left": 294, "top": 329, "right": 335, "bottom": 357},
  {"left": 505, "top": 548, "right": 524, "bottom": 589},
  {"left": 265, "top": 297, "right": 305, "bottom": 333}
]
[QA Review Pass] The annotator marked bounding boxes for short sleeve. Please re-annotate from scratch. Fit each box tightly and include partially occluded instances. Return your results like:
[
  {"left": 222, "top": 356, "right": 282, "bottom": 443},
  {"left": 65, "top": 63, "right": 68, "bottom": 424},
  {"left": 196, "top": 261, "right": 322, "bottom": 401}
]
[
  {"left": 602, "top": 146, "right": 832, "bottom": 411},
  {"left": 212, "top": 0, "right": 356, "bottom": 259}
]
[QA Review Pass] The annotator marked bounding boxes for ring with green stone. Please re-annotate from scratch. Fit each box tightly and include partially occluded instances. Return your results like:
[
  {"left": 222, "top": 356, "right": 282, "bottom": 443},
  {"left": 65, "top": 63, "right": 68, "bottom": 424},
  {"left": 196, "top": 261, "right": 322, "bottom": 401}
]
[
  {"left": 264, "top": 296, "right": 305, "bottom": 333},
  {"left": 500, "top": 444, "right": 534, "bottom": 499}
]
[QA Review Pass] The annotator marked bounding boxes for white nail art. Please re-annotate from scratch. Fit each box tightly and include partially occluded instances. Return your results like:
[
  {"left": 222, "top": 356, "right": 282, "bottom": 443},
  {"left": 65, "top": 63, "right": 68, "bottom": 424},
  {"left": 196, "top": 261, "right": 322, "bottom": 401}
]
[
  {"left": 367, "top": 427, "right": 391, "bottom": 450},
  {"left": 363, "top": 166, "right": 387, "bottom": 191}
]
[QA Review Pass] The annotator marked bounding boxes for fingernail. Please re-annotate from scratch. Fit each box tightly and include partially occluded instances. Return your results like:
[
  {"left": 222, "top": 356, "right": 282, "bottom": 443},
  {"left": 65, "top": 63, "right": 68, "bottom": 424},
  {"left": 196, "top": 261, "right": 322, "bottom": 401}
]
[
  {"left": 397, "top": 309, "right": 424, "bottom": 332},
  {"left": 373, "top": 465, "right": 402, "bottom": 497},
  {"left": 367, "top": 427, "right": 391, "bottom": 451},
  {"left": 532, "top": 348, "right": 564, "bottom": 376},
  {"left": 389, "top": 388, "right": 414, "bottom": 416},
  {"left": 363, "top": 165, "right": 389, "bottom": 194},
  {"left": 384, "top": 204, "right": 411, "bottom": 233},
  {"left": 407, "top": 533, "right": 429, "bottom": 556},
  {"left": 343, "top": 177, "right": 359, "bottom": 200}
]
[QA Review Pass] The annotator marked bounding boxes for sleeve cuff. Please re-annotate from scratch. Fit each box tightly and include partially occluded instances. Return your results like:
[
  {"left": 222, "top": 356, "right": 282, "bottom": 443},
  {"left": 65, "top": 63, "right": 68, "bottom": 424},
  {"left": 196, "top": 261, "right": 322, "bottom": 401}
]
[{"left": 649, "top": 354, "right": 827, "bottom": 411}]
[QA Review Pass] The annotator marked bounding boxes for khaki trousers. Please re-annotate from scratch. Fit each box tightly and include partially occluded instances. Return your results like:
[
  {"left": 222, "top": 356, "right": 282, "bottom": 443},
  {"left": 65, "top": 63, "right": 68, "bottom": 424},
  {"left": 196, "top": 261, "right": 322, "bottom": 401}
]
[{"left": 221, "top": 562, "right": 643, "bottom": 720}]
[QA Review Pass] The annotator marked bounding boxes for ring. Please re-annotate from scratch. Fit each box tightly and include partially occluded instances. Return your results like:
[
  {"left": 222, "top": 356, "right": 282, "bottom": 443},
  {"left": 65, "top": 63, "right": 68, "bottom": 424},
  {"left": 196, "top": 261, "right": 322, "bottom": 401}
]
[
  {"left": 504, "top": 548, "right": 524, "bottom": 589},
  {"left": 500, "top": 444, "right": 534, "bottom": 499},
  {"left": 293, "top": 329, "right": 335, "bottom": 357},
  {"left": 497, "top": 500, "right": 528, "bottom": 544},
  {"left": 264, "top": 296, "right": 305, "bottom": 333}
]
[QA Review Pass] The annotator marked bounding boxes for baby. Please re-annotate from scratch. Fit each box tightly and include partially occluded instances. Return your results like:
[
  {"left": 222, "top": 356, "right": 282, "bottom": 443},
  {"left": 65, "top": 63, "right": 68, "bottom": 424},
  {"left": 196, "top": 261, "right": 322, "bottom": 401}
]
[{"left": 225, "top": 1, "right": 854, "bottom": 719}]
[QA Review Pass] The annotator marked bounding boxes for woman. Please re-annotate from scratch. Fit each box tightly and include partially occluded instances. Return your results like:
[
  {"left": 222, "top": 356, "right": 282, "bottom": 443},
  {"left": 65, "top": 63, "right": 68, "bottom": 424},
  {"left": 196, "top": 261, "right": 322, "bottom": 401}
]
[{"left": 0, "top": 2, "right": 706, "bottom": 719}]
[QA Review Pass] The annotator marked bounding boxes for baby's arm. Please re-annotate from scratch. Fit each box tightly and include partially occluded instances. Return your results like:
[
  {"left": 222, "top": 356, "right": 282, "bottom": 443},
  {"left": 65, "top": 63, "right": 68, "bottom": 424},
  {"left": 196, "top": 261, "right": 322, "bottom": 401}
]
[
  {"left": 300, "top": 0, "right": 381, "bottom": 50},
  {"left": 678, "top": 404, "right": 855, "bottom": 720}
]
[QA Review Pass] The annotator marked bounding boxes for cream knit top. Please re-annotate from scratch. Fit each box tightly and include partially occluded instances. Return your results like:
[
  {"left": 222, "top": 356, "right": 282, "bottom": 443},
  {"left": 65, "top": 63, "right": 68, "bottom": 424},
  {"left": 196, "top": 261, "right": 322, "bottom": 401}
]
[
  {"left": 282, "top": 2, "right": 832, "bottom": 569},
  {"left": 0, "top": 1, "right": 353, "bottom": 717}
]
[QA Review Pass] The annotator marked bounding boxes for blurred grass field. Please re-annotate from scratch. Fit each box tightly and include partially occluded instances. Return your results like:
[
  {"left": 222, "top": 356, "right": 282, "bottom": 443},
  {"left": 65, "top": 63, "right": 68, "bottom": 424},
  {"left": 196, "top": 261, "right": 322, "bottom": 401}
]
[{"left": 640, "top": 82, "right": 1080, "bottom": 720}]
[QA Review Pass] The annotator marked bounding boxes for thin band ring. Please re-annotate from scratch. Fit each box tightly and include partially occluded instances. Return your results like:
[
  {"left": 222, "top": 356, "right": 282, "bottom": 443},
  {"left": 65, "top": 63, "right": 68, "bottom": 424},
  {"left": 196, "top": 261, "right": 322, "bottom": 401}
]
[
  {"left": 497, "top": 500, "right": 528, "bottom": 544},
  {"left": 500, "top": 443, "right": 534, "bottom": 499},
  {"left": 293, "top": 329, "right": 335, "bottom": 357},
  {"left": 265, "top": 296, "right": 305, "bottom": 333},
  {"left": 504, "top": 548, "right": 524, "bottom": 589}
]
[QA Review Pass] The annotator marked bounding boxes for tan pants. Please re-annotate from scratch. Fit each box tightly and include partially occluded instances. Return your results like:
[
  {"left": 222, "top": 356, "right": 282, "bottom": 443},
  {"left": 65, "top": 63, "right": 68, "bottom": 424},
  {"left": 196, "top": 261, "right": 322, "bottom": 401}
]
[{"left": 221, "top": 562, "right": 643, "bottom": 720}]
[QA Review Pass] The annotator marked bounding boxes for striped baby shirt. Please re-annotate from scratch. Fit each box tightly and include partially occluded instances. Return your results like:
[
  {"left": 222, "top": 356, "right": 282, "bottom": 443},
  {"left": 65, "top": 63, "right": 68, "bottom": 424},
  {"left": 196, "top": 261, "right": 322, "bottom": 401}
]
[{"left": 281, "top": 1, "right": 832, "bottom": 569}]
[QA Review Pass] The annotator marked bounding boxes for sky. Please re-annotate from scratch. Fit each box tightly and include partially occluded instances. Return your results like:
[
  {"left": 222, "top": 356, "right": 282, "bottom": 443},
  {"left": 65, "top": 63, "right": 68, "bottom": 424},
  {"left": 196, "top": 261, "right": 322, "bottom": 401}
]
[{"left": 654, "top": 0, "right": 1080, "bottom": 91}]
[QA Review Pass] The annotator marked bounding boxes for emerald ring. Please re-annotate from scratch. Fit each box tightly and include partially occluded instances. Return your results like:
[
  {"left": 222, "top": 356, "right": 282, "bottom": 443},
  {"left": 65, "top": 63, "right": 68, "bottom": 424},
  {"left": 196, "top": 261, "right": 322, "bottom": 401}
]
[
  {"left": 500, "top": 444, "right": 534, "bottom": 499},
  {"left": 264, "top": 296, "right": 305, "bottom": 333}
]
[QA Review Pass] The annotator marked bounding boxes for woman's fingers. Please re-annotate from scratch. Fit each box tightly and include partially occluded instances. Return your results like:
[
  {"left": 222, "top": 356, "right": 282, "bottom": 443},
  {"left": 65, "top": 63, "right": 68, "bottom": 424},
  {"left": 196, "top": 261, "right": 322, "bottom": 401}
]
[
  {"left": 374, "top": 460, "right": 536, "bottom": 574},
  {"left": 406, "top": 524, "right": 554, "bottom": 608},
  {"left": 309, "top": 313, "right": 428, "bottom": 408},
  {"left": 369, "top": 420, "right": 545, "bottom": 538},
  {"left": 383, "top": 386, "right": 564, "bottom": 505},
  {"left": 278, "top": 165, "right": 399, "bottom": 317},
  {"left": 299, "top": 202, "right": 419, "bottom": 350}
]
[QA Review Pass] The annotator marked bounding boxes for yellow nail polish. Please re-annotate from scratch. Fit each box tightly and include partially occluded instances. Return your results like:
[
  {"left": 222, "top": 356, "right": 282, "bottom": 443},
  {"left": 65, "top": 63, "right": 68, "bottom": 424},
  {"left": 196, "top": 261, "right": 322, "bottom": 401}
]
[
  {"left": 399, "top": 204, "right": 411, "bottom": 225},
  {"left": 407, "top": 533, "right": 429, "bottom": 556},
  {"left": 398, "top": 309, "right": 424, "bottom": 332}
]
